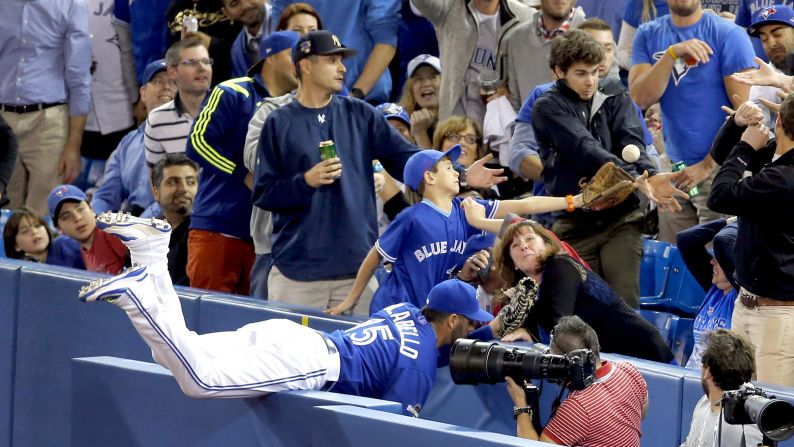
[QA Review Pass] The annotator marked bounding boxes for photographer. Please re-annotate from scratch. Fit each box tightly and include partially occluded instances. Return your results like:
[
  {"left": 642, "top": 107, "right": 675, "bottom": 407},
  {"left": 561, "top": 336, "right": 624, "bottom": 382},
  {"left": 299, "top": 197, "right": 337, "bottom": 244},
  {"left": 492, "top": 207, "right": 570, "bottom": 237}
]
[
  {"left": 505, "top": 316, "right": 648, "bottom": 446},
  {"left": 680, "top": 329, "right": 762, "bottom": 447}
]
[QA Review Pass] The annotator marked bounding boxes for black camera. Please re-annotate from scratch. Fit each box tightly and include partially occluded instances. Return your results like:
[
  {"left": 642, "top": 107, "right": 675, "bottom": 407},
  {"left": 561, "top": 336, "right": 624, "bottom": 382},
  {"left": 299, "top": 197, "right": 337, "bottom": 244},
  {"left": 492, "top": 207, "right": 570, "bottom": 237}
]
[
  {"left": 723, "top": 384, "right": 794, "bottom": 442},
  {"left": 449, "top": 339, "right": 597, "bottom": 390}
]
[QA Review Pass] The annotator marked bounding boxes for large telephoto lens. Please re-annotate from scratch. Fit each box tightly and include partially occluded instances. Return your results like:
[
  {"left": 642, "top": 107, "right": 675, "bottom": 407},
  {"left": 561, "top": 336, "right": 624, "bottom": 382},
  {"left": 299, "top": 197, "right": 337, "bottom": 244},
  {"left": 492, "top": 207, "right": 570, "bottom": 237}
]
[
  {"left": 745, "top": 395, "right": 794, "bottom": 441},
  {"left": 449, "top": 339, "right": 576, "bottom": 385}
]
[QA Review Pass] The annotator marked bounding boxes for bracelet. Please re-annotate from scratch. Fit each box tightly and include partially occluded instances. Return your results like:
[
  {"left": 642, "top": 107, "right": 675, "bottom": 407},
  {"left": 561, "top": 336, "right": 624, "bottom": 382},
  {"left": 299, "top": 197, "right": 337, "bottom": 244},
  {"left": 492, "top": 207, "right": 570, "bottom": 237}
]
[
  {"left": 667, "top": 46, "right": 679, "bottom": 61},
  {"left": 513, "top": 405, "right": 533, "bottom": 420},
  {"left": 565, "top": 194, "right": 575, "bottom": 213}
]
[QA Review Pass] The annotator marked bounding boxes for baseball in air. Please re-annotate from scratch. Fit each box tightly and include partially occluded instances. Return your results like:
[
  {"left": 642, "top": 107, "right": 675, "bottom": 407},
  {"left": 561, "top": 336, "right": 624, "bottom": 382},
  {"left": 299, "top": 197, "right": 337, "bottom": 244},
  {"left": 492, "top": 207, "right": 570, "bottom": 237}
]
[{"left": 622, "top": 144, "right": 641, "bottom": 163}]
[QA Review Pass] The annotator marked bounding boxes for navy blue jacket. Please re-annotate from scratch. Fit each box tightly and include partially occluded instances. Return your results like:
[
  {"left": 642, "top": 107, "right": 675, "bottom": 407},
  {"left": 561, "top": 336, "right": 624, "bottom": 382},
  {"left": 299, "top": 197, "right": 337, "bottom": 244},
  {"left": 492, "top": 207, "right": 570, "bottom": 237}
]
[
  {"left": 253, "top": 96, "right": 417, "bottom": 281},
  {"left": 186, "top": 74, "right": 269, "bottom": 240}
]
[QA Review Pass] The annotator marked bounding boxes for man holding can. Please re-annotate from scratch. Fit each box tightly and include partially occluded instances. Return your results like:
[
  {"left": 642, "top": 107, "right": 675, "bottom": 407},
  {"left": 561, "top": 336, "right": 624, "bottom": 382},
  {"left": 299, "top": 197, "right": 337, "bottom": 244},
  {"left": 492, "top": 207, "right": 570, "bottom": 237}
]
[{"left": 252, "top": 31, "right": 505, "bottom": 313}]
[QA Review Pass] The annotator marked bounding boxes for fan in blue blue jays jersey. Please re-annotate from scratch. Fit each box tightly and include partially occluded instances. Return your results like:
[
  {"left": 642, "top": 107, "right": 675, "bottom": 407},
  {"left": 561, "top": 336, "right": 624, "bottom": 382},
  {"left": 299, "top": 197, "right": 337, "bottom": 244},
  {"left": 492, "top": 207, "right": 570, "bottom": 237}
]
[
  {"left": 326, "top": 145, "right": 586, "bottom": 317},
  {"left": 79, "top": 212, "right": 493, "bottom": 417}
]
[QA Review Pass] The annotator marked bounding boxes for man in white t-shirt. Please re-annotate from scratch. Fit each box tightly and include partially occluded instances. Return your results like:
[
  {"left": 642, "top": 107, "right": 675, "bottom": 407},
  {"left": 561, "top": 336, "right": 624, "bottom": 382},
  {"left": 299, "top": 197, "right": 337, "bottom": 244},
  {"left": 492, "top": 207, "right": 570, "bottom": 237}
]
[{"left": 680, "top": 329, "right": 762, "bottom": 447}]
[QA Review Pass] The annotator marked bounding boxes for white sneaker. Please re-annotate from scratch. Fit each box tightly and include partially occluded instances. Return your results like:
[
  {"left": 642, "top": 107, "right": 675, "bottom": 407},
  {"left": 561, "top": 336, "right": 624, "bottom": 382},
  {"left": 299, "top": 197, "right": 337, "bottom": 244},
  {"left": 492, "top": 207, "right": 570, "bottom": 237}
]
[
  {"left": 96, "top": 212, "right": 171, "bottom": 245},
  {"left": 79, "top": 264, "right": 148, "bottom": 303}
]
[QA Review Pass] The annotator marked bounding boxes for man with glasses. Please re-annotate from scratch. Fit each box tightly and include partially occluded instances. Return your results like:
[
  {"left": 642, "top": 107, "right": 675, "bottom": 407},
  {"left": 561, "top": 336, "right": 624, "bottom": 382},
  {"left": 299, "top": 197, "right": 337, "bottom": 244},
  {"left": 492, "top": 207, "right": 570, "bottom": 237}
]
[{"left": 144, "top": 38, "right": 213, "bottom": 166}]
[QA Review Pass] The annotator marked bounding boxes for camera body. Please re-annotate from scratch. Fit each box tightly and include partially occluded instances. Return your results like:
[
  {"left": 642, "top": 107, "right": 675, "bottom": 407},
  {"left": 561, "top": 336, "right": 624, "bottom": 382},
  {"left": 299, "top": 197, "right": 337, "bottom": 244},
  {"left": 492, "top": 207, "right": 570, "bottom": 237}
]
[
  {"left": 722, "top": 384, "right": 794, "bottom": 442},
  {"left": 449, "top": 339, "right": 596, "bottom": 390}
]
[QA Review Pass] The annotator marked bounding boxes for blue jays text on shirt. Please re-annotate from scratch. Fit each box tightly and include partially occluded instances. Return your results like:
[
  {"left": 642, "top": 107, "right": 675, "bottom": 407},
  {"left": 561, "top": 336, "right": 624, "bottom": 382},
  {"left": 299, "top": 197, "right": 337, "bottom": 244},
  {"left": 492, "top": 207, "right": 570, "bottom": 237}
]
[
  {"left": 471, "top": 48, "right": 496, "bottom": 71},
  {"left": 346, "top": 304, "right": 426, "bottom": 359},
  {"left": 414, "top": 239, "right": 467, "bottom": 263}
]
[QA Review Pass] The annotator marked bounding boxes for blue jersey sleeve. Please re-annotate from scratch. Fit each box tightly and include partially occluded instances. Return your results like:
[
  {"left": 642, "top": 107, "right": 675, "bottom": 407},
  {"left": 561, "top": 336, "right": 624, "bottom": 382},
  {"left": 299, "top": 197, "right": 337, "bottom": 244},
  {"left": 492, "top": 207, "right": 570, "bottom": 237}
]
[
  {"left": 631, "top": 22, "right": 655, "bottom": 66},
  {"left": 380, "top": 367, "right": 435, "bottom": 416},
  {"left": 375, "top": 207, "right": 413, "bottom": 262}
]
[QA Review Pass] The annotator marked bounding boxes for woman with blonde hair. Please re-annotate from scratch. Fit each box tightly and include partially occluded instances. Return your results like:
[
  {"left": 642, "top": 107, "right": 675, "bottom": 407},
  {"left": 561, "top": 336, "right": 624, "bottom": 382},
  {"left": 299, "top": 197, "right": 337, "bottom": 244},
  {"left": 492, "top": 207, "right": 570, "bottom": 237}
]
[{"left": 399, "top": 54, "right": 441, "bottom": 148}]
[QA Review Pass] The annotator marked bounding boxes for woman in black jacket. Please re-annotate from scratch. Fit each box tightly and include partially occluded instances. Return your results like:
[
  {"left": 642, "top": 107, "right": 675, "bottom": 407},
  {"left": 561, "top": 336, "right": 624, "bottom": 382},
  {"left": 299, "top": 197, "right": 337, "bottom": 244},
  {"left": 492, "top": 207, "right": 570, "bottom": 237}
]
[{"left": 471, "top": 212, "right": 674, "bottom": 363}]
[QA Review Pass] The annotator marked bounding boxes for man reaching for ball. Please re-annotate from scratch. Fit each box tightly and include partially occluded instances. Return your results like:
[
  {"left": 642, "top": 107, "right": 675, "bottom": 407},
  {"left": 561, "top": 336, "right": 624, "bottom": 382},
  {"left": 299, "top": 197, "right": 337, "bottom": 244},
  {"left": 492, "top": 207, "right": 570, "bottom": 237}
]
[{"left": 531, "top": 30, "right": 687, "bottom": 308}]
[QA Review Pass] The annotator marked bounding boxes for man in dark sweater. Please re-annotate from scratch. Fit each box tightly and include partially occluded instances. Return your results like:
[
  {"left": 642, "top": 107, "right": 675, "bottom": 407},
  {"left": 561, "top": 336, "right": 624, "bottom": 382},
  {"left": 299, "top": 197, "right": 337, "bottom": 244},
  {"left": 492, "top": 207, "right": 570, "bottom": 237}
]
[
  {"left": 532, "top": 30, "right": 685, "bottom": 308},
  {"left": 253, "top": 31, "right": 505, "bottom": 313},
  {"left": 708, "top": 94, "right": 794, "bottom": 387}
]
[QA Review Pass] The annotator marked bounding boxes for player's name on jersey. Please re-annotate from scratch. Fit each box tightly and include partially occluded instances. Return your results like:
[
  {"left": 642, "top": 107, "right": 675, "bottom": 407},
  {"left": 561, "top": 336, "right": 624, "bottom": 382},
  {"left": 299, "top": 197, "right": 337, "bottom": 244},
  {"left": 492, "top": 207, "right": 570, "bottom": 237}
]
[
  {"left": 386, "top": 306, "right": 423, "bottom": 359},
  {"left": 413, "top": 240, "right": 467, "bottom": 263}
]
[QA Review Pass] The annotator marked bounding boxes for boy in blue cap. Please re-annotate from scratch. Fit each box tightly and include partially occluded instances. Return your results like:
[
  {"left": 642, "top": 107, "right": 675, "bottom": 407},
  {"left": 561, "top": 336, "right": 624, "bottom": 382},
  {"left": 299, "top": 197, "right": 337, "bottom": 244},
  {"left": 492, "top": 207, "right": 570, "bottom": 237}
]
[
  {"left": 326, "top": 145, "right": 584, "bottom": 316},
  {"left": 48, "top": 184, "right": 128, "bottom": 273}
]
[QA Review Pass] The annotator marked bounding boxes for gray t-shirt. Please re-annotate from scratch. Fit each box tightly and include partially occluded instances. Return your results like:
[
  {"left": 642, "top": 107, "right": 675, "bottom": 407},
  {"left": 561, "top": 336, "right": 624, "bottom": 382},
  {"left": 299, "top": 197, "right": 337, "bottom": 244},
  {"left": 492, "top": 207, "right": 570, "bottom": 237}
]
[{"left": 680, "top": 395, "right": 763, "bottom": 447}]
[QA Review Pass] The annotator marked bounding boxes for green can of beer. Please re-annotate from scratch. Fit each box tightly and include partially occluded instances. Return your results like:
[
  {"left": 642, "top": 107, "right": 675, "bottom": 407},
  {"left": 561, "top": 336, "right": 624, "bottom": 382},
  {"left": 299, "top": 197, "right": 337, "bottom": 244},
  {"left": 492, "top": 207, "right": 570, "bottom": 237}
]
[
  {"left": 319, "top": 140, "right": 337, "bottom": 160},
  {"left": 671, "top": 161, "right": 699, "bottom": 197}
]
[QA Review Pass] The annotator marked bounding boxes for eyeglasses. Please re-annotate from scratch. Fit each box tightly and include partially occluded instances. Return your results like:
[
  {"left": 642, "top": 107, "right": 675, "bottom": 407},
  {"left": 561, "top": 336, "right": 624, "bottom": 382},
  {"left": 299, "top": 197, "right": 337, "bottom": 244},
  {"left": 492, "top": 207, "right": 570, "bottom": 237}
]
[
  {"left": 149, "top": 78, "right": 177, "bottom": 88},
  {"left": 175, "top": 57, "right": 214, "bottom": 68},
  {"left": 445, "top": 132, "right": 478, "bottom": 145}
]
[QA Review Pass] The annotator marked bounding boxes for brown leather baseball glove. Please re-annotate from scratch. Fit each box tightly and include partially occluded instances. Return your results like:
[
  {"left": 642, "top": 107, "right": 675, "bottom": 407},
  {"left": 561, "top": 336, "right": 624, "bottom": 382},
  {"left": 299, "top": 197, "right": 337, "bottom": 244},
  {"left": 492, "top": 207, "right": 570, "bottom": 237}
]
[{"left": 579, "top": 162, "right": 637, "bottom": 212}]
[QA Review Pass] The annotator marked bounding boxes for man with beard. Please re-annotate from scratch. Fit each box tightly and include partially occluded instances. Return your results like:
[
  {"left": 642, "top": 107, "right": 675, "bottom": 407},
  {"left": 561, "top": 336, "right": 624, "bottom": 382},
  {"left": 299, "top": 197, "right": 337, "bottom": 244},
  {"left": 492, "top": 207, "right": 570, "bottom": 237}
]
[
  {"left": 223, "top": 0, "right": 274, "bottom": 77},
  {"left": 629, "top": 0, "right": 757, "bottom": 243},
  {"left": 747, "top": 5, "right": 794, "bottom": 128},
  {"left": 679, "top": 329, "right": 762, "bottom": 446},
  {"left": 151, "top": 154, "right": 199, "bottom": 286}
]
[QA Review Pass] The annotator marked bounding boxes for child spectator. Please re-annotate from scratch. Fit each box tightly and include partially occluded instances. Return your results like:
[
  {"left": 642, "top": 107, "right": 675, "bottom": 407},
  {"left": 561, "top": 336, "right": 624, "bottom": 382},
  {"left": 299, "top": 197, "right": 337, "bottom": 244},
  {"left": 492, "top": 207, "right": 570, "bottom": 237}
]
[
  {"left": 325, "top": 145, "right": 583, "bottom": 316},
  {"left": 47, "top": 184, "right": 128, "bottom": 274},
  {"left": 3, "top": 208, "right": 84, "bottom": 269}
]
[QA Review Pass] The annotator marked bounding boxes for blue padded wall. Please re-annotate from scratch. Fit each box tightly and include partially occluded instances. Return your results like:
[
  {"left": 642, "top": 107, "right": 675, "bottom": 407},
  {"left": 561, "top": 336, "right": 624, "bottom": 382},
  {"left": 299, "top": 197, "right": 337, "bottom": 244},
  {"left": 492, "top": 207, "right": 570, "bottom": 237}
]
[
  {"left": 11, "top": 265, "right": 200, "bottom": 447},
  {"left": 72, "top": 356, "right": 402, "bottom": 447},
  {"left": 197, "top": 294, "right": 361, "bottom": 334},
  {"left": 0, "top": 259, "right": 21, "bottom": 447},
  {"left": 312, "top": 405, "right": 543, "bottom": 447}
]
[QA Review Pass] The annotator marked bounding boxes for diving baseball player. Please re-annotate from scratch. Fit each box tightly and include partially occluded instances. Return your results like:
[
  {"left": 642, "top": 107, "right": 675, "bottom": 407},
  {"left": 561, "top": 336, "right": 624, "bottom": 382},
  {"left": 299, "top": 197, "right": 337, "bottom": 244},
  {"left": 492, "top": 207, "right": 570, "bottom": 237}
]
[{"left": 78, "top": 212, "right": 493, "bottom": 416}]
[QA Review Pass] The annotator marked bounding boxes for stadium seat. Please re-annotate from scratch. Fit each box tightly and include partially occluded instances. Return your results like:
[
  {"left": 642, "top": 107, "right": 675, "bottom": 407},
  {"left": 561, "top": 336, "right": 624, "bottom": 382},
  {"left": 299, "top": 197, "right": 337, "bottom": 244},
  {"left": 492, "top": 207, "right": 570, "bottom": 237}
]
[
  {"left": 640, "top": 238, "right": 673, "bottom": 301},
  {"left": 639, "top": 309, "right": 679, "bottom": 346},
  {"left": 670, "top": 318, "right": 695, "bottom": 367},
  {"left": 640, "top": 240, "right": 704, "bottom": 317}
]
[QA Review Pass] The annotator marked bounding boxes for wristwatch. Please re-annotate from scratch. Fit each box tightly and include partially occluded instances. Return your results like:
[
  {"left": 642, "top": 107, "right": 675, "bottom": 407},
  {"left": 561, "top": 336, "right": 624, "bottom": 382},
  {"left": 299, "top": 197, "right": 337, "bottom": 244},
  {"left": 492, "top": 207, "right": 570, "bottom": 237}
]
[
  {"left": 513, "top": 405, "right": 533, "bottom": 419},
  {"left": 351, "top": 88, "right": 365, "bottom": 99}
]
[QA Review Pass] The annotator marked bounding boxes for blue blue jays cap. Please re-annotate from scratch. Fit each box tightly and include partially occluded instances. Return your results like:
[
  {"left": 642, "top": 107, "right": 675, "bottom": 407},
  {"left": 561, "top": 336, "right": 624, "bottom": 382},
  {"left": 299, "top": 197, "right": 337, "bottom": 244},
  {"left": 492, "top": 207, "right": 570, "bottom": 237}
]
[
  {"left": 260, "top": 30, "right": 301, "bottom": 60},
  {"left": 250, "top": 31, "right": 301, "bottom": 75},
  {"left": 748, "top": 5, "right": 794, "bottom": 37},
  {"left": 403, "top": 145, "right": 461, "bottom": 191},
  {"left": 141, "top": 59, "right": 168, "bottom": 84},
  {"left": 47, "top": 184, "right": 87, "bottom": 221},
  {"left": 426, "top": 279, "right": 493, "bottom": 322},
  {"left": 292, "top": 30, "right": 357, "bottom": 64},
  {"left": 376, "top": 102, "right": 410, "bottom": 127}
]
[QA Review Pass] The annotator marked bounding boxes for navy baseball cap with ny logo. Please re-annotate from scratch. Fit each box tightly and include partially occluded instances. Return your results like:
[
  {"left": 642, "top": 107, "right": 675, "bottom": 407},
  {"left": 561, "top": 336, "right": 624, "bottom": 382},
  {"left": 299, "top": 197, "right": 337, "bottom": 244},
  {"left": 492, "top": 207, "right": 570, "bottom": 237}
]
[{"left": 292, "top": 30, "right": 357, "bottom": 63}]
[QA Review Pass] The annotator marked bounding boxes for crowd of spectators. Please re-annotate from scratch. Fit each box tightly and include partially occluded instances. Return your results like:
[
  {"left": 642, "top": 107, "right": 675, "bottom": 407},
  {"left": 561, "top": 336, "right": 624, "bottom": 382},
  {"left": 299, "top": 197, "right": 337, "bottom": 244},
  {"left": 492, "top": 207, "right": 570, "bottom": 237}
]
[{"left": 1, "top": 0, "right": 794, "bottom": 443}]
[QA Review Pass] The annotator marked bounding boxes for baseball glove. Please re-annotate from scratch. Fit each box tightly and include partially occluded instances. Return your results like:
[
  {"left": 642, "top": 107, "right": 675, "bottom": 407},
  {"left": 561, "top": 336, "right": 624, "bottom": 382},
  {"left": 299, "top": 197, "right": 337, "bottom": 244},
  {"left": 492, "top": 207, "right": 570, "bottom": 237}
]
[{"left": 578, "top": 162, "right": 637, "bottom": 212}]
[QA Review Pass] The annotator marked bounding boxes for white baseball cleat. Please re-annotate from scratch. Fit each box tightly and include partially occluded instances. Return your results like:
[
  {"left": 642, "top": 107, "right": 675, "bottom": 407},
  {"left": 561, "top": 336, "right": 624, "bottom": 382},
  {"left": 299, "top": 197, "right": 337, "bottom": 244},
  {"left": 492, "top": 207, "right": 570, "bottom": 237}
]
[
  {"left": 96, "top": 212, "right": 171, "bottom": 243},
  {"left": 79, "top": 264, "right": 149, "bottom": 303}
]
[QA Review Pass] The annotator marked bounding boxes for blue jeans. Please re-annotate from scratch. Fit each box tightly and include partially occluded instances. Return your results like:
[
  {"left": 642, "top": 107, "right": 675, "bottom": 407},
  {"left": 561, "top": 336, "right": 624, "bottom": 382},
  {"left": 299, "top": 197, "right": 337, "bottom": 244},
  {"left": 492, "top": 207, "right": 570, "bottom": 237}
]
[{"left": 250, "top": 253, "right": 273, "bottom": 300}]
